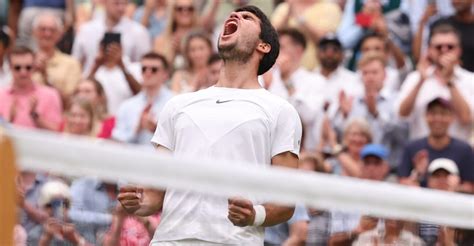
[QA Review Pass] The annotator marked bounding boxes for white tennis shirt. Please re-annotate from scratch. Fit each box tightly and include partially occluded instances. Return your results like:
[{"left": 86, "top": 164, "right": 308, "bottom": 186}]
[{"left": 150, "top": 86, "right": 302, "bottom": 245}]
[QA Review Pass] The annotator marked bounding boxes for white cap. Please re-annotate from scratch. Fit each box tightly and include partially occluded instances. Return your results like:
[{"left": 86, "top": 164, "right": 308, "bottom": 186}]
[
  {"left": 428, "top": 158, "right": 459, "bottom": 175},
  {"left": 38, "top": 180, "right": 71, "bottom": 207}
]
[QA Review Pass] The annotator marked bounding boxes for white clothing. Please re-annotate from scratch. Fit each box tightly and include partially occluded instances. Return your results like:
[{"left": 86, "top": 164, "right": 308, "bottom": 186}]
[
  {"left": 395, "top": 66, "right": 474, "bottom": 141},
  {"left": 267, "top": 67, "right": 325, "bottom": 148},
  {"left": 72, "top": 17, "right": 151, "bottom": 76},
  {"left": 306, "top": 67, "right": 363, "bottom": 150},
  {"left": 94, "top": 61, "right": 142, "bottom": 115},
  {"left": 0, "top": 59, "right": 11, "bottom": 88},
  {"left": 150, "top": 86, "right": 302, "bottom": 245}
]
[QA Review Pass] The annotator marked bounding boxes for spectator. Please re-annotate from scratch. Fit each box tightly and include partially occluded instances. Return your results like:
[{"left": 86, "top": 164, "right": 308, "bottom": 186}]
[
  {"left": 17, "top": 171, "right": 49, "bottom": 232},
  {"left": 430, "top": 0, "right": 474, "bottom": 72},
  {"left": 63, "top": 98, "right": 100, "bottom": 137},
  {"left": 396, "top": 24, "right": 473, "bottom": 142},
  {"left": 31, "top": 12, "right": 82, "bottom": 105},
  {"left": 398, "top": 98, "right": 474, "bottom": 191},
  {"left": 74, "top": 78, "right": 116, "bottom": 139},
  {"left": 329, "top": 144, "right": 391, "bottom": 246},
  {"left": 27, "top": 180, "right": 94, "bottom": 245},
  {"left": 411, "top": 0, "right": 462, "bottom": 64},
  {"left": 358, "top": 32, "right": 409, "bottom": 96},
  {"left": 87, "top": 37, "right": 142, "bottom": 115},
  {"left": 325, "top": 118, "right": 373, "bottom": 178},
  {"left": 113, "top": 52, "right": 173, "bottom": 145},
  {"left": 264, "top": 204, "right": 310, "bottom": 246},
  {"left": 0, "top": 46, "right": 62, "bottom": 130},
  {"left": 170, "top": 31, "right": 213, "bottom": 94},
  {"left": 271, "top": 0, "right": 342, "bottom": 70},
  {"left": 353, "top": 219, "right": 425, "bottom": 246},
  {"left": 205, "top": 53, "right": 222, "bottom": 87},
  {"left": 337, "top": 0, "right": 410, "bottom": 53},
  {"left": 309, "top": 34, "right": 362, "bottom": 151},
  {"left": 417, "top": 159, "right": 461, "bottom": 245},
  {"left": 332, "top": 52, "right": 408, "bottom": 170},
  {"left": 153, "top": 0, "right": 202, "bottom": 67},
  {"left": 16, "top": 0, "right": 74, "bottom": 49},
  {"left": 264, "top": 28, "right": 324, "bottom": 150},
  {"left": 73, "top": 0, "right": 151, "bottom": 76},
  {"left": 0, "top": 26, "right": 11, "bottom": 87},
  {"left": 133, "top": 0, "right": 168, "bottom": 39},
  {"left": 68, "top": 178, "right": 118, "bottom": 243}
]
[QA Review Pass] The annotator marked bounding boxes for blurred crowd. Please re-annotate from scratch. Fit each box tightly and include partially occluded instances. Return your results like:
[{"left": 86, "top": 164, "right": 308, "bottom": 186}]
[{"left": 0, "top": 0, "right": 473, "bottom": 245}]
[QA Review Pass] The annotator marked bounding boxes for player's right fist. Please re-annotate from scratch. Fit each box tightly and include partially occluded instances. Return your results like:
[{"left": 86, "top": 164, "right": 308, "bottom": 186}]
[{"left": 117, "top": 186, "right": 143, "bottom": 214}]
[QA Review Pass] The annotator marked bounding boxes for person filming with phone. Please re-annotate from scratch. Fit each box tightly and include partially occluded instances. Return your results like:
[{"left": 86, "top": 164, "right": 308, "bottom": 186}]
[
  {"left": 26, "top": 180, "right": 93, "bottom": 246},
  {"left": 87, "top": 32, "right": 142, "bottom": 115},
  {"left": 396, "top": 23, "right": 473, "bottom": 143}
]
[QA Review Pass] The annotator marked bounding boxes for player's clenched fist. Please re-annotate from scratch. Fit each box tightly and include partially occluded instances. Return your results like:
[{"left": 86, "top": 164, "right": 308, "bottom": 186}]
[
  {"left": 228, "top": 197, "right": 257, "bottom": 227},
  {"left": 117, "top": 186, "right": 143, "bottom": 214}
]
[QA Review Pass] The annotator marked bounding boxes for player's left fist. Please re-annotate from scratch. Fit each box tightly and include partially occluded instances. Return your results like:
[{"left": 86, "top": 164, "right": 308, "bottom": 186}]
[{"left": 227, "top": 197, "right": 255, "bottom": 227}]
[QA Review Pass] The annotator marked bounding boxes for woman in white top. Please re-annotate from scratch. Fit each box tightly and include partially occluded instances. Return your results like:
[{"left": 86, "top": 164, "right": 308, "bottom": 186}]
[{"left": 170, "top": 30, "right": 213, "bottom": 94}]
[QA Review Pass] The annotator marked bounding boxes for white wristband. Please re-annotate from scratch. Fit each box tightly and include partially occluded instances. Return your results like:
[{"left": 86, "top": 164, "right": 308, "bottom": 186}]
[{"left": 252, "top": 205, "right": 266, "bottom": 226}]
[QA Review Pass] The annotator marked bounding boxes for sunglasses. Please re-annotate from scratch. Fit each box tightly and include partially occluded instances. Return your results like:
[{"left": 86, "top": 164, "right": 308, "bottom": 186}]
[
  {"left": 433, "top": 44, "right": 457, "bottom": 52},
  {"left": 45, "top": 199, "right": 70, "bottom": 209},
  {"left": 175, "top": 6, "right": 194, "bottom": 12},
  {"left": 142, "top": 66, "right": 161, "bottom": 73},
  {"left": 13, "top": 65, "right": 33, "bottom": 72}
]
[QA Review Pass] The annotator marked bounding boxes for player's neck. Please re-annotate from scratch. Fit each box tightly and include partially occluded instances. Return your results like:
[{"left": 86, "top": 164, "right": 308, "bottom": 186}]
[{"left": 215, "top": 62, "right": 261, "bottom": 89}]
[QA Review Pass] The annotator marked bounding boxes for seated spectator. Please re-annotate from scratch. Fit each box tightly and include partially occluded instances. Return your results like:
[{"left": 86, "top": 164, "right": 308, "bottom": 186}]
[
  {"left": 170, "top": 31, "right": 213, "bottom": 94},
  {"left": 332, "top": 52, "right": 408, "bottom": 170},
  {"left": 74, "top": 78, "right": 116, "bottom": 139},
  {"left": 63, "top": 98, "right": 100, "bottom": 137},
  {"left": 16, "top": 0, "right": 74, "bottom": 49},
  {"left": 430, "top": 0, "right": 474, "bottom": 72},
  {"left": 31, "top": 12, "right": 82, "bottom": 105},
  {"left": 0, "top": 46, "right": 62, "bottom": 131},
  {"left": 396, "top": 24, "right": 473, "bottom": 142},
  {"left": 0, "top": 26, "right": 11, "bottom": 87},
  {"left": 358, "top": 32, "right": 410, "bottom": 96},
  {"left": 133, "top": 0, "right": 168, "bottom": 39},
  {"left": 154, "top": 0, "right": 203, "bottom": 67},
  {"left": 264, "top": 204, "right": 309, "bottom": 246},
  {"left": 353, "top": 219, "right": 425, "bottom": 245},
  {"left": 68, "top": 178, "right": 118, "bottom": 242},
  {"left": 113, "top": 52, "right": 173, "bottom": 145},
  {"left": 323, "top": 118, "right": 373, "bottom": 178},
  {"left": 87, "top": 37, "right": 142, "bottom": 115},
  {"left": 417, "top": 158, "right": 461, "bottom": 245},
  {"left": 205, "top": 53, "right": 222, "bottom": 87},
  {"left": 271, "top": 0, "right": 342, "bottom": 70},
  {"left": 27, "top": 180, "right": 94, "bottom": 245},
  {"left": 329, "top": 144, "right": 390, "bottom": 245},
  {"left": 398, "top": 98, "right": 474, "bottom": 191},
  {"left": 73, "top": 0, "right": 151, "bottom": 76},
  {"left": 265, "top": 28, "right": 324, "bottom": 150},
  {"left": 17, "top": 171, "right": 49, "bottom": 232}
]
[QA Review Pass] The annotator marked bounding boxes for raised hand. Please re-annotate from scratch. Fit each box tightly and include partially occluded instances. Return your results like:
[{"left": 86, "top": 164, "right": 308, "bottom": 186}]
[{"left": 117, "top": 186, "right": 144, "bottom": 214}]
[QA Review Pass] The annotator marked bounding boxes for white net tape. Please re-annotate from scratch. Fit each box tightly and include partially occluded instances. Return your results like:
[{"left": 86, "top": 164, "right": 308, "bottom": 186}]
[{"left": 4, "top": 127, "right": 474, "bottom": 229}]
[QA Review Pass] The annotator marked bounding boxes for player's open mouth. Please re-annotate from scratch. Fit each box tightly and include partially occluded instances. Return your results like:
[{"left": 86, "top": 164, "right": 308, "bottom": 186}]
[{"left": 223, "top": 20, "right": 238, "bottom": 37}]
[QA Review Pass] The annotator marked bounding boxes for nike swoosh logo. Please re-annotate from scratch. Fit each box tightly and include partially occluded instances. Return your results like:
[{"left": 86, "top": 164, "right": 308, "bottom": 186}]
[{"left": 216, "top": 99, "right": 233, "bottom": 104}]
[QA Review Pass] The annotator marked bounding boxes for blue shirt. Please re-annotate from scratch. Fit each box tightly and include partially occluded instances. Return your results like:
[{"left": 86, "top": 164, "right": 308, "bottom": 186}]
[
  {"left": 264, "top": 204, "right": 310, "bottom": 244},
  {"left": 69, "top": 178, "right": 116, "bottom": 228},
  {"left": 20, "top": 174, "right": 47, "bottom": 231},
  {"left": 133, "top": 7, "right": 167, "bottom": 39},
  {"left": 112, "top": 88, "right": 174, "bottom": 145},
  {"left": 24, "top": 0, "right": 65, "bottom": 9},
  {"left": 398, "top": 137, "right": 474, "bottom": 183}
]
